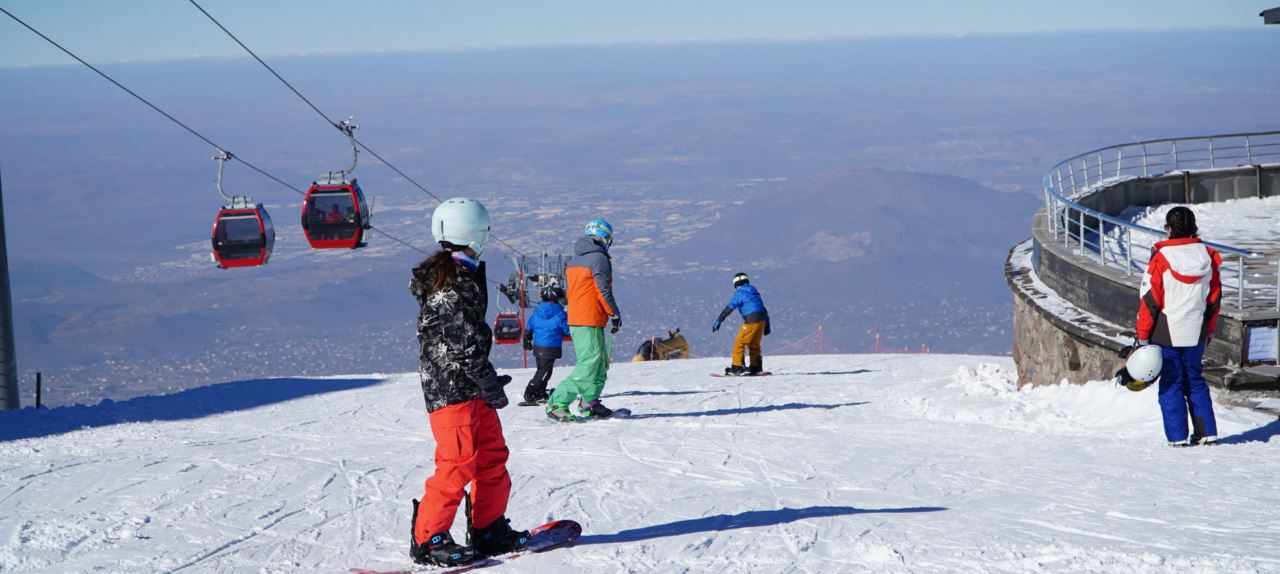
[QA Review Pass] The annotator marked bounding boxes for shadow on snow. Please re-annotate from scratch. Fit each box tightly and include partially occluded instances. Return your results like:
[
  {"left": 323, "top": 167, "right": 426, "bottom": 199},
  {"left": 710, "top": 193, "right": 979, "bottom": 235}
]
[
  {"left": 576, "top": 505, "right": 947, "bottom": 545},
  {"left": 628, "top": 401, "right": 868, "bottom": 420},
  {"left": 0, "top": 376, "right": 384, "bottom": 442},
  {"left": 602, "top": 389, "right": 726, "bottom": 398},
  {"left": 1219, "top": 417, "right": 1280, "bottom": 445},
  {"left": 775, "top": 369, "right": 875, "bottom": 376}
]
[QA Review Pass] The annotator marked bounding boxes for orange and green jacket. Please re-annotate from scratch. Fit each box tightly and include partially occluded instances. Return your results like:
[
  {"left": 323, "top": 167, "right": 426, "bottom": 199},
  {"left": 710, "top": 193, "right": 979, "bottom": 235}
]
[{"left": 565, "top": 236, "right": 619, "bottom": 327}]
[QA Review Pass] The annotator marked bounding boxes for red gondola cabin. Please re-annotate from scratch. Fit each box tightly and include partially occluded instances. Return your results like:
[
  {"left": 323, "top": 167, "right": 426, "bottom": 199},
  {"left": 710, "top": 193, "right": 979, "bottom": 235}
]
[
  {"left": 301, "top": 179, "right": 370, "bottom": 249},
  {"left": 493, "top": 311, "right": 523, "bottom": 345},
  {"left": 211, "top": 204, "right": 275, "bottom": 269}
]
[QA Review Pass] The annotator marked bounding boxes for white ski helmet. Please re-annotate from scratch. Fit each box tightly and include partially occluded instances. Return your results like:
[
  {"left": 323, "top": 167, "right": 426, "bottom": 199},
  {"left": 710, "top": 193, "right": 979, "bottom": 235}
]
[
  {"left": 431, "top": 198, "right": 491, "bottom": 257},
  {"left": 1125, "top": 345, "right": 1163, "bottom": 387}
]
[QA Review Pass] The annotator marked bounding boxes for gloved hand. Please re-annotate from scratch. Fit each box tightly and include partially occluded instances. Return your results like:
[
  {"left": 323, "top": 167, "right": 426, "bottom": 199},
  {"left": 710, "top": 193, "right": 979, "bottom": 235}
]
[
  {"left": 477, "top": 373, "right": 512, "bottom": 409},
  {"left": 611, "top": 315, "right": 622, "bottom": 334},
  {"left": 764, "top": 321, "right": 771, "bottom": 336},
  {"left": 712, "top": 319, "right": 722, "bottom": 333},
  {"left": 522, "top": 335, "right": 533, "bottom": 351}
]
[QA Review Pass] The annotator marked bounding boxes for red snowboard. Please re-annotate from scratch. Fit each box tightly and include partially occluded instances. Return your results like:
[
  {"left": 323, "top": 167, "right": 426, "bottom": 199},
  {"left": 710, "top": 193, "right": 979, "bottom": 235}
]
[{"left": 710, "top": 371, "right": 772, "bottom": 378}]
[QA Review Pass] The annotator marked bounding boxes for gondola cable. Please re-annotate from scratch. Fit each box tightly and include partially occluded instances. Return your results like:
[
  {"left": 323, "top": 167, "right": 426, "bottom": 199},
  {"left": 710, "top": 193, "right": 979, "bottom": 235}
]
[
  {"left": 186, "top": 0, "right": 532, "bottom": 261},
  {"left": 0, "top": 4, "right": 433, "bottom": 260}
]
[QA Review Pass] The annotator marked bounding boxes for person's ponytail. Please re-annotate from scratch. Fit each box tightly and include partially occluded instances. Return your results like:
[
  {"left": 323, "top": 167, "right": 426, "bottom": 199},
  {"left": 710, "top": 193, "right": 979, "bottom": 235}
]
[
  {"left": 1166, "top": 206, "right": 1198, "bottom": 239},
  {"left": 412, "top": 249, "right": 459, "bottom": 295}
]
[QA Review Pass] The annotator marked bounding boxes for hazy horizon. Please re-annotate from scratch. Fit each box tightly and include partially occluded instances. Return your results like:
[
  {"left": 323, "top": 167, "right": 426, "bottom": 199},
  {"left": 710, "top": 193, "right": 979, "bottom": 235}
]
[
  {"left": 1, "top": 29, "right": 1276, "bottom": 407},
  {"left": 2, "top": 0, "right": 1271, "bottom": 68}
]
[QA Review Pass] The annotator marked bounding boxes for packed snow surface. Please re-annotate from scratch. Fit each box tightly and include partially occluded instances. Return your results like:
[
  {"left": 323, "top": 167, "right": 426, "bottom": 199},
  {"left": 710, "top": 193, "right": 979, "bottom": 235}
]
[
  {"left": 2, "top": 355, "right": 1279, "bottom": 573},
  {"left": 1127, "top": 196, "right": 1280, "bottom": 254}
]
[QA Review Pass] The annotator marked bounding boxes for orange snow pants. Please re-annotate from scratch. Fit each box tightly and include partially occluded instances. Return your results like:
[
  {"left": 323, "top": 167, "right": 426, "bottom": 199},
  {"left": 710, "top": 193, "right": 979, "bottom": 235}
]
[
  {"left": 732, "top": 321, "right": 765, "bottom": 369},
  {"left": 413, "top": 398, "right": 511, "bottom": 544}
]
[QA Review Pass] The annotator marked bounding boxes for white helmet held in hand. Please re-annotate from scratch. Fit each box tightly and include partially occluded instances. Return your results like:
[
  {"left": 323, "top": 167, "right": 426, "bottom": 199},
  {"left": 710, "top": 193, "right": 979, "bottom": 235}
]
[
  {"left": 1119, "top": 344, "right": 1163, "bottom": 391},
  {"left": 431, "top": 198, "right": 491, "bottom": 257}
]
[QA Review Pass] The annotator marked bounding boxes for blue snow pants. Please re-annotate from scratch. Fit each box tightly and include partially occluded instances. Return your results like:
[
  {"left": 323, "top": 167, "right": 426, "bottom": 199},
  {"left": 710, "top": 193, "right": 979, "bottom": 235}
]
[{"left": 1156, "top": 343, "right": 1218, "bottom": 443}]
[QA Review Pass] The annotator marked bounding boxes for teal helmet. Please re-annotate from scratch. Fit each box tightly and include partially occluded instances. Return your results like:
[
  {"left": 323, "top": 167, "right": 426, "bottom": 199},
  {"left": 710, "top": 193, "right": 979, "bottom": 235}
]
[{"left": 585, "top": 218, "right": 614, "bottom": 248}]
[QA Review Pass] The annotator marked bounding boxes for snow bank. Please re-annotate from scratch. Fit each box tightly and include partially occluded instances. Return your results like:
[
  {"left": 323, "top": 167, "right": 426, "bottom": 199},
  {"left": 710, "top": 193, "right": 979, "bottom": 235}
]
[{"left": 1, "top": 355, "right": 1278, "bottom": 573}]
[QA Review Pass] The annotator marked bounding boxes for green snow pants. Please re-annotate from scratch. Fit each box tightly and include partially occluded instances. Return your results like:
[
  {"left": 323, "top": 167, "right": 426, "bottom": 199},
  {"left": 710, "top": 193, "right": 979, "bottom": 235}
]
[{"left": 548, "top": 326, "right": 610, "bottom": 407}]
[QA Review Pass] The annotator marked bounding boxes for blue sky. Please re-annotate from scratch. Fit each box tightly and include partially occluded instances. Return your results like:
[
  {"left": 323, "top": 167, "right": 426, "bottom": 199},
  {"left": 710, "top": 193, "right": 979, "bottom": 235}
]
[{"left": 0, "top": 0, "right": 1273, "bottom": 68}]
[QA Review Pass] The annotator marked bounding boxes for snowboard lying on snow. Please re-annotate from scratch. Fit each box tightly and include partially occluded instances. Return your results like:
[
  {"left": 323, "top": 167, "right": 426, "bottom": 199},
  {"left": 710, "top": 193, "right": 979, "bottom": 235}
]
[
  {"left": 350, "top": 519, "right": 581, "bottom": 574},
  {"left": 710, "top": 372, "right": 772, "bottom": 378}
]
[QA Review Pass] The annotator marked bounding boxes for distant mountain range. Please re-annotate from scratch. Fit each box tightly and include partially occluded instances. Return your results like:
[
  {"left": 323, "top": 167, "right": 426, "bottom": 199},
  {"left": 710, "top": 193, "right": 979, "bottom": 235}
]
[
  {"left": 625, "top": 169, "right": 1040, "bottom": 361},
  {"left": 2, "top": 31, "right": 1274, "bottom": 405}
]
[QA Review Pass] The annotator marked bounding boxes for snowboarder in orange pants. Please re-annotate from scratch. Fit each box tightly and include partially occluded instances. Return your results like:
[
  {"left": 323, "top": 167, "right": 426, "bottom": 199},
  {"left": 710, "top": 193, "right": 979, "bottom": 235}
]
[{"left": 408, "top": 198, "right": 529, "bottom": 567}]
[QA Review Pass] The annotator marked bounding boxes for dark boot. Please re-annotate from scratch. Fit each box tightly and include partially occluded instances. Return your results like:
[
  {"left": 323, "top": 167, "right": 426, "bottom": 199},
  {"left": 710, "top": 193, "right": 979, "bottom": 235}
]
[
  {"left": 724, "top": 365, "right": 747, "bottom": 376},
  {"left": 468, "top": 515, "right": 529, "bottom": 556},
  {"left": 748, "top": 363, "right": 763, "bottom": 376},
  {"left": 409, "top": 500, "right": 479, "bottom": 566},
  {"left": 577, "top": 398, "right": 614, "bottom": 419},
  {"left": 521, "top": 385, "right": 549, "bottom": 405}
]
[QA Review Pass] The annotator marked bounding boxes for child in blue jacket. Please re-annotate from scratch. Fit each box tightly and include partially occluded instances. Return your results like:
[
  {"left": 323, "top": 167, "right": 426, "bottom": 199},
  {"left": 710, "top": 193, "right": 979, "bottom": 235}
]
[
  {"left": 712, "top": 273, "right": 770, "bottom": 376},
  {"left": 520, "top": 286, "right": 570, "bottom": 405}
]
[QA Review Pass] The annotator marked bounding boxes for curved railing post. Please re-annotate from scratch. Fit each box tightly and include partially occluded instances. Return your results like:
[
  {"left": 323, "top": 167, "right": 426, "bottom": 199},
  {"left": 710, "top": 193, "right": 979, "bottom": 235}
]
[
  {"left": 1125, "top": 230, "right": 1133, "bottom": 276},
  {"left": 1098, "top": 218, "right": 1105, "bottom": 265},
  {"left": 1238, "top": 256, "right": 1245, "bottom": 310}
]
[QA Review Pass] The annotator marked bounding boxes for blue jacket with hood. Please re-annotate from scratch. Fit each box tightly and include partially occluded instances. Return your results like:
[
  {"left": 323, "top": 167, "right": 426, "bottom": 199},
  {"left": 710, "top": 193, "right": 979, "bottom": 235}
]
[
  {"left": 718, "top": 284, "right": 768, "bottom": 325},
  {"left": 526, "top": 301, "right": 570, "bottom": 349}
]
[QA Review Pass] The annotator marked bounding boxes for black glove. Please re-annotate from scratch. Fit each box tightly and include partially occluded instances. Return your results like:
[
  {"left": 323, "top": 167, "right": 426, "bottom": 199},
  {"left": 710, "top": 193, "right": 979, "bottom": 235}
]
[
  {"left": 477, "top": 373, "right": 512, "bottom": 409},
  {"left": 1118, "top": 337, "right": 1144, "bottom": 359},
  {"left": 522, "top": 334, "right": 533, "bottom": 351},
  {"left": 611, "top": 315, "right": 622, "bottom": 334},
  {"left": 764, "top": 321, "right": 771, "bottom": 336}
]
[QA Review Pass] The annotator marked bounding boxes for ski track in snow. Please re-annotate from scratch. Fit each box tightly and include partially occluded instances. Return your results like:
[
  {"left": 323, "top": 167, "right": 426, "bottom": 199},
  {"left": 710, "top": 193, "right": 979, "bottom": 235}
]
[{"left": 1, "top": 355, "right": 1279, "bottom": 573}]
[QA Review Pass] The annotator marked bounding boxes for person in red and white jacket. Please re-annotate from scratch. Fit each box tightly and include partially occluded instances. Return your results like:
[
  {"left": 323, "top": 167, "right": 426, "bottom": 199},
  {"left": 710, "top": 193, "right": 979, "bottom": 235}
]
[{"left": 1135, "top": 206, "right": 1221, "bottom": 447}]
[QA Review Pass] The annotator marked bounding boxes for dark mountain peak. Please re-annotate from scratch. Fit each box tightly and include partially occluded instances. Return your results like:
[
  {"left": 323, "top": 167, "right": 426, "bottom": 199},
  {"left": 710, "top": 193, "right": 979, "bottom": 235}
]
[{"left": 682, "top": 169, "right": 1039, "bottom": 267}]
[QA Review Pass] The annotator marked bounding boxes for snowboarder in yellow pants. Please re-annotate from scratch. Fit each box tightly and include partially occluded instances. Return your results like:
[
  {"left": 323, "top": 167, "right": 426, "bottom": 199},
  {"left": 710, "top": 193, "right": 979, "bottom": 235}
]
[{"left": 712, "top": 273, "right": 771, "bottom": 376}]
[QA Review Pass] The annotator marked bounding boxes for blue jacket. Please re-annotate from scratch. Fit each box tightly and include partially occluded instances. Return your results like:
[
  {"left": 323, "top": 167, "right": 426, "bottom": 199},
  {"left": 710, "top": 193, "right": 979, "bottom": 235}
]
[
  {"left": 720, "top": 284, "right": 768, "bottom": 323},
  {"left": 526, "top": 301, "right": 569, "bottom": 348}
]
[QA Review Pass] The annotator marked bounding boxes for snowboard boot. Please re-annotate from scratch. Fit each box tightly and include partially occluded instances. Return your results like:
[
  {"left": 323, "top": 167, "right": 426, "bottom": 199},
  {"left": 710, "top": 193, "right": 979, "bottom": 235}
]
[
  {"left": 1190, "top": 434, "right": 1218, "bottom": 446},
  {"left": 521, "top": 387, "right": 549, "bottom": 406},
  {"left": 747, "top": 364, "right": 763, "bottom": 376},
  {"left": 468, "top": 515, "right": 529, "bottom": 556},
  {"left": 409, "top": 499, "right": 479, "bottom": 566},
  {"left": 577, "top": 399, "right": 614, "bottom": 419},
  {"left": 724, "top": 365, "right": 747, "bottom": 376},
  {"left": 546, "top": 403, "right": 577, "bottom": 423}
]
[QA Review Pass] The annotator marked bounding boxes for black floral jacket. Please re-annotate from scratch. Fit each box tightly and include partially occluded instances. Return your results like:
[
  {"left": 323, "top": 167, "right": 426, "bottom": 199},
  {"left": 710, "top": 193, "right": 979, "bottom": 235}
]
[{"left": 409, "top": 259, "right": 496, "bottom": 413}]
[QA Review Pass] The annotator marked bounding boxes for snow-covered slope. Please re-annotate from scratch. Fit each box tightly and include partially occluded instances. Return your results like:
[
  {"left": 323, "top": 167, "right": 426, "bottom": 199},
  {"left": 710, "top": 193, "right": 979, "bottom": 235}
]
[{"left": 2, "top": 355, "right": 1279, "bottom": 573}]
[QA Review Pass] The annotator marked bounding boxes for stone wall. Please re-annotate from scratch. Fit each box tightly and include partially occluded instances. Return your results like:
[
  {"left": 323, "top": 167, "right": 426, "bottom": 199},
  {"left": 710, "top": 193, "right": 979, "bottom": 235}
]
[
  {"left": 1007, "top": 241, "right": 1127, "bottom": 387},
  {"left": 1011, "top": 290, "right": 1123, "bottom": 388}
]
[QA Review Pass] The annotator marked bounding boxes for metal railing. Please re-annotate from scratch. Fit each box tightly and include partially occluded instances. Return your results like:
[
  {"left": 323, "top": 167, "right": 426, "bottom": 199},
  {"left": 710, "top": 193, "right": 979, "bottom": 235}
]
[{"left": 1042, "top": 130, "right": 1280, "bottom": 312}]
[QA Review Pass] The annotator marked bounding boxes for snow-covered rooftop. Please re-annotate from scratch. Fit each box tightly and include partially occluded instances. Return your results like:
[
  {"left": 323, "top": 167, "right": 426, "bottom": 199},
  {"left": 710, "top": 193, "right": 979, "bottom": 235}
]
[{"left": 1125, "top": 195, "right": 1280, "bottom": 256}]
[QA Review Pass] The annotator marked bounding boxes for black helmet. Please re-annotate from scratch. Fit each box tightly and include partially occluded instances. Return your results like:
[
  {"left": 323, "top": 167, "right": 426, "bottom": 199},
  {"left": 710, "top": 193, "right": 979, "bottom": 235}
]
[
  {"left": 732, "top": 273, "right": 750, "bottom": 288},
  {"left": 541, "top": 286, "right": 564, "bottom": 301}
]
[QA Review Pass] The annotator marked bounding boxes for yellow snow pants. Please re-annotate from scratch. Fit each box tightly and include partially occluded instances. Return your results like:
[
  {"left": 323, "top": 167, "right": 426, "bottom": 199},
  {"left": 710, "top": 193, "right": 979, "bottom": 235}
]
[{"left": 732, "top": 321, "right": 765, "bottom": 369}]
